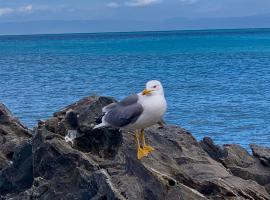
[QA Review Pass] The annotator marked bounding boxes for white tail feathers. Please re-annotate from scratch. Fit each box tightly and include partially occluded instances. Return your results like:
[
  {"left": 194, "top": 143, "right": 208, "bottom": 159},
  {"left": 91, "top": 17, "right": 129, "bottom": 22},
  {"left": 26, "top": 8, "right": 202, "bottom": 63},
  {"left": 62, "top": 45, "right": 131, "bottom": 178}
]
[
  {"left": 102, "top": 103, "right": 117, "bottom": 113},
  {"left": 95, "top": 104, "right": 114, "bottom": 129},
  {"left": 93, "top": 122, "right": 107, "bottom": 129}
]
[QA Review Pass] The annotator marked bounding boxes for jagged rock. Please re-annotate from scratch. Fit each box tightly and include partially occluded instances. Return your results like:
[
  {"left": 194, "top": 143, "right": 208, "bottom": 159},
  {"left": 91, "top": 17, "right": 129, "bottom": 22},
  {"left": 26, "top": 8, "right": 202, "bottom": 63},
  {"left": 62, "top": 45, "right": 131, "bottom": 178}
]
[
  {"left": 51, "top": 96, "right": 121, "bottom": 157},
  {"left": 1, "top": 96, "right": 270, "bottom": 200},
  {"left": 12, "top": 126, "right": 128, "bottom": 200},
  {"left": 53, "top": 96, "right": 116, "bottom": 133},
  {"left": 200, "top": 137, "right": 228, "bottom": 162},
  {"left": 139, "top": 127, "right": 269, "bottom": 200},
  {"left": 222, "top": 144, "right": 270, "bottom": 191},
  {"left": 0, "top": 140, "right": 33, "bottom": 196},
  {"left": 201, "top": 138, "right": 270, "bottom": 195},
  {"left": 34, "top": 96, "right": 270, "bottom": 199},
  {"left": 0, "top": 153, "right": 10, "bottom": 171},
  {"left": 266, "top": 184, "right": 270, "bottom": 194},
  {"left": 250, "top": 144, "right": 270, "bottom": 167},
  {"left": 26, "top": 126, "right": 208, "bottom": 200},
  {"left": 0, "top": 103, "right": 32, "bottom": 170}
]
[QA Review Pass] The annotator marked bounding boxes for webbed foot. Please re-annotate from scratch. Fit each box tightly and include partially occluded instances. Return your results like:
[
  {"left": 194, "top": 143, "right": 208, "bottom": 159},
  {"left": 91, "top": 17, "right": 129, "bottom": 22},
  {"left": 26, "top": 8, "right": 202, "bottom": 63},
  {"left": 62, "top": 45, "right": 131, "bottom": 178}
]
[
  {"left": 137, "top": 147, "right": 149, "bottom": 159},
  {"left": 143, "top": 145, "right": 155, "bottom": 154}
]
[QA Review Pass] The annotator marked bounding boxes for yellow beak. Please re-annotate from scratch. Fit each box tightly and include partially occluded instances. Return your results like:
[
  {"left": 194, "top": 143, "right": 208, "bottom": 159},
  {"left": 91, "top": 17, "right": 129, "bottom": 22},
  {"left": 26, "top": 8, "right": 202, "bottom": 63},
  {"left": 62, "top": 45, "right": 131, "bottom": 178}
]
[{"left": 142, "top": 89, "right": 152, "bottom": 95}]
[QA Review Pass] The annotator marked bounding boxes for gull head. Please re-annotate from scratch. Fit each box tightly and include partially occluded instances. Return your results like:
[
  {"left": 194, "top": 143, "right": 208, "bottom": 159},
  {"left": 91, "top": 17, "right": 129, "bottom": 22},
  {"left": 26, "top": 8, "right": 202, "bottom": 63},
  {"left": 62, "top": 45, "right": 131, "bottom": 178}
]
[{"left": 142, "top": 80, "right": 164, "bottom": 96}]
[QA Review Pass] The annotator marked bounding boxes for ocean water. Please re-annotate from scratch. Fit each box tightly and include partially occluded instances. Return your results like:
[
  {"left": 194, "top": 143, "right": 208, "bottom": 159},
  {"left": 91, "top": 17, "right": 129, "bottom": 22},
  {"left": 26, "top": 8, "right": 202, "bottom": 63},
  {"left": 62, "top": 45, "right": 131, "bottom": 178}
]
[{"left": 1, "top": 29, "right": 270, "bottom": 149}]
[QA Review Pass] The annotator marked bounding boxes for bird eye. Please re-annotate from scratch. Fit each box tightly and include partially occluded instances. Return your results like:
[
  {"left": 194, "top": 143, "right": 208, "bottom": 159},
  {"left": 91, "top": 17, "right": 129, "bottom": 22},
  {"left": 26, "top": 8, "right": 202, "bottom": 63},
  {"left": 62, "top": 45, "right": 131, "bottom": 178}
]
[{"left": 153, "top": 85, "right": 157, "bottom": 88}]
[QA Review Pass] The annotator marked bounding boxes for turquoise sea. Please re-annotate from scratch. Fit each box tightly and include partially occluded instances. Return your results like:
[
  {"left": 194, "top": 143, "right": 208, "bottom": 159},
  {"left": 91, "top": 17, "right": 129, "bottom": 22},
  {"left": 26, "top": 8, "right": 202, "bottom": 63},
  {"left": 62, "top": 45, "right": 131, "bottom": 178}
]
[{"left": 0, "top": 28, "right": 270, "bottom": 149}]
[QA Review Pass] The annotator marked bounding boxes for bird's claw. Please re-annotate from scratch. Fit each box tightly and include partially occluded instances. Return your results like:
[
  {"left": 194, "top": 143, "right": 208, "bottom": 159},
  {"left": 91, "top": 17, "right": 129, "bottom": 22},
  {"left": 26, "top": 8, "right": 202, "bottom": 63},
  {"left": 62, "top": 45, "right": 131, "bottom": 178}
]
[
  {"left": 143, "top": 145, "right": 155, "bottom": 153},
  {"left": 137, "top": 147, "right": 149, "bottom": 159},
  {"left": 137, "top": 146, "right": 155, "bottom": 159}
]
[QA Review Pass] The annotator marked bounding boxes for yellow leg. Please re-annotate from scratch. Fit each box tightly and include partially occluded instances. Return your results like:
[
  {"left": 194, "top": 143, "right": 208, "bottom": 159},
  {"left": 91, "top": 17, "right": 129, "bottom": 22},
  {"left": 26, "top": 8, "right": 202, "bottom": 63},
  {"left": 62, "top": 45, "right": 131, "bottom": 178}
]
[
  {"left": 135, "top": 130, "right": 146, "bottom": 160},
  {"left": 141, "top": 129, "right": 155, "bottom": 154}
]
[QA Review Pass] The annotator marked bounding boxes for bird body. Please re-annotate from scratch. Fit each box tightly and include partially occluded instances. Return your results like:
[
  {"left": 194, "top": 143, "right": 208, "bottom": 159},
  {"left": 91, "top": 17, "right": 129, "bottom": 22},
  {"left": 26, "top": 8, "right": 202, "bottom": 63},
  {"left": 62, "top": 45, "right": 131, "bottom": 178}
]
[{"left": 94, "top": 80, "right": 167, "bottom": 159}]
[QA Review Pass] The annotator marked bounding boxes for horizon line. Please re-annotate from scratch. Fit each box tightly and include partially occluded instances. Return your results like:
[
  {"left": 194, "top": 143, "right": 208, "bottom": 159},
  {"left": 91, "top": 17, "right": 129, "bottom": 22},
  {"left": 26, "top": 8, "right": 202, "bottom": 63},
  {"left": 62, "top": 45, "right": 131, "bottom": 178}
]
[{"left": 0, "top": 27, "right": 270, "bottom": 37}]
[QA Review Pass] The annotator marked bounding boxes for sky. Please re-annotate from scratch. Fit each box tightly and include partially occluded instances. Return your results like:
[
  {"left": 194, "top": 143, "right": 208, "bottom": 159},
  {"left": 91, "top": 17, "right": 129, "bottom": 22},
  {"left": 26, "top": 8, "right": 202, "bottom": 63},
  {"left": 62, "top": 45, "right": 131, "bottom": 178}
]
[{"left": 0, "top": 0, "right": 270, "bottom": 34}]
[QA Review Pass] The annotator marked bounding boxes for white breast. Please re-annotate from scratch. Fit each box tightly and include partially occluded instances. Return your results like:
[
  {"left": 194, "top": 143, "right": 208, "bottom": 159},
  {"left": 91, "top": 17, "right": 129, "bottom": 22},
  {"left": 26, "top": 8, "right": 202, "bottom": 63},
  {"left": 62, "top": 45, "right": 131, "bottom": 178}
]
[{"left": 125, "top": 94, "right": 167, "bottom": 130}]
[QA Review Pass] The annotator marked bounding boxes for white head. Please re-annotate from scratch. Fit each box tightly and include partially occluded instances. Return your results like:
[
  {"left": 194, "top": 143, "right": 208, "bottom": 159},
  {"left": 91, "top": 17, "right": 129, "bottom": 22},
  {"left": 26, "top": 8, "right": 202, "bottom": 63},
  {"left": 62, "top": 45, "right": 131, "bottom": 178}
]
[{"left": 142, "top": 80, "right": 164, "bottom": 96}]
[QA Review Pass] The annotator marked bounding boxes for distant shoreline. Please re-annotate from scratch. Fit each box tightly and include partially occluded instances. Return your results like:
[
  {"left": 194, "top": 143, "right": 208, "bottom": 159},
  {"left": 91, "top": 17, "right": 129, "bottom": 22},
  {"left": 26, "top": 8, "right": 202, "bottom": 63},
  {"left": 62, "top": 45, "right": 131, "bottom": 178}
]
[{"left": 0, "top": 26, "right": 270, "bottom": 37}]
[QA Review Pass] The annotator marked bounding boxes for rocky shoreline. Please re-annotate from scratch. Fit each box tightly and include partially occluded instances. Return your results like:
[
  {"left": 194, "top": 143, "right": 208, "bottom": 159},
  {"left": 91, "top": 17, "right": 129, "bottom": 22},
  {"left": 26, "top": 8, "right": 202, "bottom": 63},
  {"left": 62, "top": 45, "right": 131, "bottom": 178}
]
[{"left": 0, "top": 96, "right": 270, "bottom": 200}]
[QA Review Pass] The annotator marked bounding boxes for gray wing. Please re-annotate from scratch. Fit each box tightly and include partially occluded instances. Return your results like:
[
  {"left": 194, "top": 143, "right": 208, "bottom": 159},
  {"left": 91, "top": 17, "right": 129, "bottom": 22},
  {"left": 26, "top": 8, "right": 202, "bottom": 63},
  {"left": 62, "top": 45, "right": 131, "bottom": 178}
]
[
  {"left": 102, "top": 103, "right": 117, "bottom": 113},
  {"left": 119, "top": 94, "right": 139, "bottom": 106},
  {"left": 104, "top": 102, "right": 143, "bottom": 127}
]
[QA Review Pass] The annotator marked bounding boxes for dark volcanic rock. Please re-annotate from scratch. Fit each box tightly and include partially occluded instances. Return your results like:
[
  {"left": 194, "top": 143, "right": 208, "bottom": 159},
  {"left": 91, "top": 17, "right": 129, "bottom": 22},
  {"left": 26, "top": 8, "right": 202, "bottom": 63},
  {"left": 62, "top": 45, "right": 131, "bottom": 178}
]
[
  {"left": 201, "top": 138, "right": 270, "bottom": 195},
  {"left": 51, "top": 96, "right": 121, "bottom": 157},
  {"left": 19, "top": 126, "right": 207, "bottom": 200},
  {"left": 52, "top": 96, "right": 116, "bottom": 134},
  {"left": 139, "top": 127, "right": 269, "bottom": 200},
  {"left": 1, "top": 96, "right": 270, "bottom": 200},
  {"left": 0, "top": 153, "right": 9, "bottom": 171},
  {"left": 24, "top": 127, "right": 124, "bottom": 200},
  {"left": 200, "top": 137, "right": 228, "bottom": 162},
  {"left": 250, "top": 144, "right": 270, "bottom": 167},
  {"left": 222, "top": 145, "right": 270, "bottom": 189},
  {"left": 0, "top": 103, "right": 32, "bottom": 170},
  {"left": 0, "top": 141, "right": 33, "bottom": 196}
]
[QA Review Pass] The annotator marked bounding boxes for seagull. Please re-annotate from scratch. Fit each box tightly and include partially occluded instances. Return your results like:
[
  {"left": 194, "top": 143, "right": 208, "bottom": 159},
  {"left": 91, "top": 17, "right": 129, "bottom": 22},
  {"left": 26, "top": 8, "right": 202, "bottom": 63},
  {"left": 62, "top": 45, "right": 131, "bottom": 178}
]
[{"left": 94, "top": 80, "right": 167, "bottom": 159}]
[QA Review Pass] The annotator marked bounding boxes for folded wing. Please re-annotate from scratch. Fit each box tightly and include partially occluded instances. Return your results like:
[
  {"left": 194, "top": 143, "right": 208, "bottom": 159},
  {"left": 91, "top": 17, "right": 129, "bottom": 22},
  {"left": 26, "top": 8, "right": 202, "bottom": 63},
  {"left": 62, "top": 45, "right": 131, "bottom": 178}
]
[{"left": 104, "top": 94, "right": 143, "bottom": 127}]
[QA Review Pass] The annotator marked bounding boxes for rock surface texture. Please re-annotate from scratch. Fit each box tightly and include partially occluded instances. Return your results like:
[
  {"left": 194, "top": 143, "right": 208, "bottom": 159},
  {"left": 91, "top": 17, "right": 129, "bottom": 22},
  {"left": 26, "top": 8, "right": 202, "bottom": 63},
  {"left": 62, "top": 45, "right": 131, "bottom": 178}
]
[
  {"left": 0, "top": 103, "right": 32, "bottom": 169},
  {"left": 0, "top": 96, "right": 270, "bottom": 200}
]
